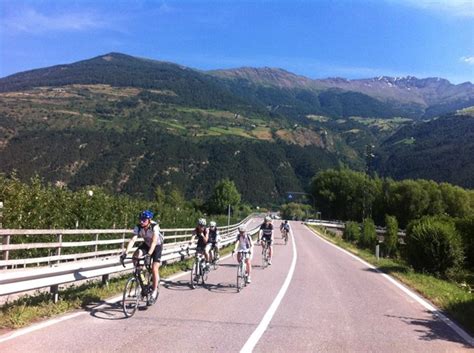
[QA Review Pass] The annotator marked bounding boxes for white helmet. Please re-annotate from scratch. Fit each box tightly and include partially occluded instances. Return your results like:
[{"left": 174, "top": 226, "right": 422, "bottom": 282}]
[
  {"left": 264, "top": 216, "right": 272, "bottom": 222},
  {"left": 198, "top": 218, "right": 207, "bottom": 226},
  {"left": 238, "top": 225, "right": 246, "bottom": 232},
  {"left": 209, "top": 221, "right": 217, "bottom": 227}
]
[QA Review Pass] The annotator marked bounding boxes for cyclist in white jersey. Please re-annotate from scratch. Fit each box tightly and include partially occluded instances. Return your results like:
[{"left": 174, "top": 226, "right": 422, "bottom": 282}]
[
  {"left": 233, "top": 225, "right": 254, "bottom": 283},
  {"left": 120, "top": 210, "right": 162, "bottom": 302}
]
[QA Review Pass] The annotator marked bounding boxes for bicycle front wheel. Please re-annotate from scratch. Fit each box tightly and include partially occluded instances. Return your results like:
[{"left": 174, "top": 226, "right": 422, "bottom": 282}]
[
  {"left": 190, "top": 260, "right": 198, "bottom": 289},
  {"left": 236, "top": 262, "right": 243, "bottom": 292},
  {"left": 123, "top": 277, "right": 139, "bottom": 317},
  {"left": 262, "top": 247, "right": 268, "bottom": 268}
]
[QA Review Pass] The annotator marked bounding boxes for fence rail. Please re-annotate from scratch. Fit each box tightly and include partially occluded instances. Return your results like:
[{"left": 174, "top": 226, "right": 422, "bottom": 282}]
[{"left": 0, "top": 214, "right": 262, "bottom": 299}]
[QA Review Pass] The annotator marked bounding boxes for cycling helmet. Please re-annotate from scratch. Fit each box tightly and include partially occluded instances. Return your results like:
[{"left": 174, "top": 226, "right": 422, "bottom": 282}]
[
  {"left": 139, "top": 210, "right": 154, "bottom": 220},
  {"left": 238, "top": 225, "right": 246, "bottom": 232},
  {"left": 284, "top": 220, "right": 288, "bottom": 224},
  {"left": 198, "top": 218, "right": 207, "bottom": 226},
  {"left": 264, "top": 216, "right": 272, "bottom": 222},
  {"left": 209, "top": 221, "right": 217, "bottom": 227}
]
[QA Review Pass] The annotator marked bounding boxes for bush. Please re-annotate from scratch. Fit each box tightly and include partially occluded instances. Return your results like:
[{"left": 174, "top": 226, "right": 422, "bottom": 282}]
[
  {"left": 455, "top": 217, "right": 474, "bottom": 271},
  {"left": 343, "top": 221, "right": 360, "bottom": 242},
  {"left": 384, "top": 215, "right": 399, "bottom": 257},
  {"left": 405, "top": 217, "right": 464, "bottom": 276},
  {"left": 361, "top": 218, "right": 377, "bottom": 249}
]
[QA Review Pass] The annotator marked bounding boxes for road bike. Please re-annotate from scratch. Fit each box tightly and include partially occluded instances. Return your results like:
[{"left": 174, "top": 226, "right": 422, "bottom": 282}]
[
  {"left": 190, "top": 249, "right": 209, "bottom": 289},
  {"left": 234, "top": 249, "right": 250, "bottom": 292},
  {"left": 120, "top": 255, "right": 158, "bottom": 317},
  {"left": 208, "top": 244, "right": 220, "bottom": 270},
  {"left": 281, "top": 229, "right": 289, "bottom": 245},
  {"left": 261, "top": 240, "right": 270, "bottom": 268}
]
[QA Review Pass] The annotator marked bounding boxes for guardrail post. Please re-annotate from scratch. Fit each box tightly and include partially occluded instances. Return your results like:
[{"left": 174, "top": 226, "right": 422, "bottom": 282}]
[
  {"left": 51, "top": 285, "right": 59, "bottom": 303},
  {"left": 1, "top": 234, "right": 10, "bottom": 270},
  {"left": 102, "top": 274, "right": 109, "bottom": 286},
  {"left": 95, "top": 233, "right": 99, "bottom": 257},
  {"left": 56, "top": 233, "right": 62, "bottom": 265}
]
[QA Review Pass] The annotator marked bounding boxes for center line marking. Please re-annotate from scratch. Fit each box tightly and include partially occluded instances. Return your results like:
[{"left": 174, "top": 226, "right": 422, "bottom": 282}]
[{"left": 240, "top": 226, "right": 298, "bottom": 353}]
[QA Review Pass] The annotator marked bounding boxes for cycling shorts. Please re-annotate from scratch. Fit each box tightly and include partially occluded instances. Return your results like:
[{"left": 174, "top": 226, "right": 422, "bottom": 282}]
[
  {"left": 138, "top": 243, "right": 163, "bottom": 263},
  {"left": 261, "top": 237, "right": 273, "bottom": 245}
]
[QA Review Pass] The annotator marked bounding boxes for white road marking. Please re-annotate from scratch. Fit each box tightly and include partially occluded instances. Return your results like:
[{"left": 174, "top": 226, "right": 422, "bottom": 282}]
[
  {"left": 240, "top": 227, "right": 298, "bottom": 353},
  {"left": 308, "top": 226, "right": 474, "bottom": 347},
  {"left": 0, "top": 312, "right": 86, "bottom": 344}
]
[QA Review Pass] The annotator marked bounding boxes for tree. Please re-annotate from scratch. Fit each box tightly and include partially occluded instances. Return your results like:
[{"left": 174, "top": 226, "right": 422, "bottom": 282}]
[
  {"left": 280, "top": 202, "right": 310, "bottom": 220},
  {"left": 208, "top": 179, "right": 241, "bottom": 214},
  {"left": 384, "top": 215, "right": 398, "bottom": 257}
]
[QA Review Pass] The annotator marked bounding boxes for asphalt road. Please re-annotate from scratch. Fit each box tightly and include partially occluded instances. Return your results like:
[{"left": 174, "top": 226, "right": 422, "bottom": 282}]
[{"left": 1, "top": 220, "right": 472, "bottom": 352}]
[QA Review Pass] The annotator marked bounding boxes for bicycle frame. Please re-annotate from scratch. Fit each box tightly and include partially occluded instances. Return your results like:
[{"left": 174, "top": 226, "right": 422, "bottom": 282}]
[
  {"left": 121, "top": 255, "right": 155, "bottom": 317},
  {"left": 236, "top": 250, "right": 249, "bottom": 292},
  {"left": 190, "top": 250, "right": 208, "bottom": 289}
]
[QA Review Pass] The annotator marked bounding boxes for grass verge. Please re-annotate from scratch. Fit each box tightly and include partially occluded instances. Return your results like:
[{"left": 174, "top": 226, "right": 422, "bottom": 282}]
[{"left": 308, "top": 225, "right": 474, "bottom": 337}]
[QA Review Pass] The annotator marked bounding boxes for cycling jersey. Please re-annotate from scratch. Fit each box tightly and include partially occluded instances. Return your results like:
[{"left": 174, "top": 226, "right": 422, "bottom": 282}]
[
  {"left": 260, "top": 223, "right": 273, "bottom": 239},
  {"left": 193, "top": 227, "right": 208, "bottom": 249},
  {"left": 133, "top": 221, "right": 162, "bottom": 246},
  {"left": 209, "top": 228, "right": 220, "bottom": 243},
  {"left": 236, "top": 233, "right": 252, "bottom": 251}
]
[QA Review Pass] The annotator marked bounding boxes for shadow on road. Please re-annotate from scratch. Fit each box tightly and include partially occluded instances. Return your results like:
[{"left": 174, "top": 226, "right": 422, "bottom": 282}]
[
  {"left": 218, "top": 263, "right": 239, "bottom": 268},
  {"left": 162, "top": 279, "right": 193, "bottom": 291},
  {"left": 87, "top": 301, "right": 127, "bottom": 321},
  {"left": 206, "top": 282, "right": 237, "bottom": 294},
  {"left": 385, "top": 312, "right": 471, "bottom": 348}
]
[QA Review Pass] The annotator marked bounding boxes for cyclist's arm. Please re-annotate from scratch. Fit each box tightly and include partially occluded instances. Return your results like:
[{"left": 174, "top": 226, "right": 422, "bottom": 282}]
[
  {"left": 233, "top": 239, "right": 240, "bottom": 253},
  {"left": 147, "top": 233, "right": 158, "bottom": 256},
  {"left": 124, "top": 234, "right": 138, "bottom": 254}
]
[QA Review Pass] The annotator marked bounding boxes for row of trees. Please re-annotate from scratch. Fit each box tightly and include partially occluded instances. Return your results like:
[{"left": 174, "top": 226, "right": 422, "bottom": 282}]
[
  {"left": 312, "top": 169, "right": 474, "bottom": 276},
  {"left": 311, "top": 169, "right": 474, "bottom": 227},
  {"left": 0, "top": 175, "right": 246, "bottom": 230}
]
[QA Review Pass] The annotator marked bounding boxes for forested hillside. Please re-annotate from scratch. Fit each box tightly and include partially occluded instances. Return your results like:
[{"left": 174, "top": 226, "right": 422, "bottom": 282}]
[{"left": 0, "top": 52, "right": 473, "bottom": 203}]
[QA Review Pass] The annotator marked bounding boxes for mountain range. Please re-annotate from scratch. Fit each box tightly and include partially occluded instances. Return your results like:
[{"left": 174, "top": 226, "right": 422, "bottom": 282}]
[{"left": 0, "top": 52, "right": 473, "bottom": 203}]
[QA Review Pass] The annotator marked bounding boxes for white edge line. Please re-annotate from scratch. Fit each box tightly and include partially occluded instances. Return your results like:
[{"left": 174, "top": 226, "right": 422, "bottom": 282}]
[
  {"left": 240, "top": 227, "right": 298, "bottom": 353},
  {"left": 307, "top": 225, "right": 474, "bottom": 347},
  {"left": 0, "top": 311, "right": 86, "bottom": 344},
  {"left": 0, "top": 244, "right": 239, "bottom": 344}
]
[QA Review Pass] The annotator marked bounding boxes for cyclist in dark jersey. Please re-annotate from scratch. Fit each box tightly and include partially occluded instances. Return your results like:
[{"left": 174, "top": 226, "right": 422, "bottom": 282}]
[
  {"left": 190, "top": 218, "right": 210, "bottom": 268},
  {"left": 206, "top": 221, "right": 220, "bottom": 262},
  {"left": 259, "top": 216, "right": 274, "bottom": 265}
]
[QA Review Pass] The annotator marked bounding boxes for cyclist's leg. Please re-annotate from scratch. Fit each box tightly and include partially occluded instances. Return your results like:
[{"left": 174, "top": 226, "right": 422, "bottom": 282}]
[
  {"left": 151, "top": 244, "right": 162, "bottom": 294},
  {"left": 204, "top": 243, "right": 211, "bottom": 264},
  {"left": 269, "top": 238, "right": 273, "bottom": 262}
]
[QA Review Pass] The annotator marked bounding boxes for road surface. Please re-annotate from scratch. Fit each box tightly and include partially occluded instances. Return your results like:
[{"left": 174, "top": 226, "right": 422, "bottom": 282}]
[{"left": 1, "top": 220, "right": 472, "bottom": 352}]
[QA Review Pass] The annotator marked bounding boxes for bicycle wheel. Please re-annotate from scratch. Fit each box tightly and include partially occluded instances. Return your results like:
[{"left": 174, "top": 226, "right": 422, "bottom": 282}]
[
  {"left": 122, "top": 277, "right": 139, "bottom": 317},
  {"left": 262, "top": 246, "right": 268, "bottom": 268},
  {"left": 284, "top": 232, "right": 288, "bottom": 245},
  {"left": 211, "top": 249, "right": 219, "bottom": 270},
  {"left": 201, "top": 262, "right": 209, "bottom": 285},
  {"left": 144, "top": 270, "right": 156, "bottom": 306},
  {"left": 190, "top": 260, "right": 198, "bottom": 289},
  {"left": 243, "top": 262, "right": 248, "bottom": 287},
  {"left": 236, "top": 262, "right": 243, "bottom": 292}
]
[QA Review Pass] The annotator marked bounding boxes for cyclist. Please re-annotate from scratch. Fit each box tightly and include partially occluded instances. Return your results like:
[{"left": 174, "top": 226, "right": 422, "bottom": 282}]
[
  {"left": 207, "top": 221, "right": 221, "bottom": 263},
  {"left": 190, "top": 218, "right": 210, "bottom": 269},
  {"left": 120, "top": 210, "right": 162, "bottom": 302},
  {"left": 280, "top": 220, "right": 290, "bottom": 239},
  {"left": 232, "top": 225, "right": 253, "bottom": 283},
  {"left": 258, "top": 216, "right": 274, "bottom": 265}
]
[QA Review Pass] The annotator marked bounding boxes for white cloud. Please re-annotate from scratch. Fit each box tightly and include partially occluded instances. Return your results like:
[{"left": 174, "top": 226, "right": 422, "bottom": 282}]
[
  {"left": 461, "top": 56, "right": 474, "bottom": 65},
  {"left": 3, "top": 8, "right": 108, "bottom": 34},
  {"left": 390, "top": 0, "right": 474, "bottom": 18}
]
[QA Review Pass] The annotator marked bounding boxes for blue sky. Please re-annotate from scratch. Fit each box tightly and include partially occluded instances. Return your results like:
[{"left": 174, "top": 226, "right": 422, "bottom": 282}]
[{"left": 1, "top": 0, "right": 473, "bottom": 83}]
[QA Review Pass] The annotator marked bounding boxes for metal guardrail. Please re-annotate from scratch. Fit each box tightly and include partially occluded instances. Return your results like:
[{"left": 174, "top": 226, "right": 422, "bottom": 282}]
[{"left": 0, "top": 215, "right": 262, "bottom": 299}]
